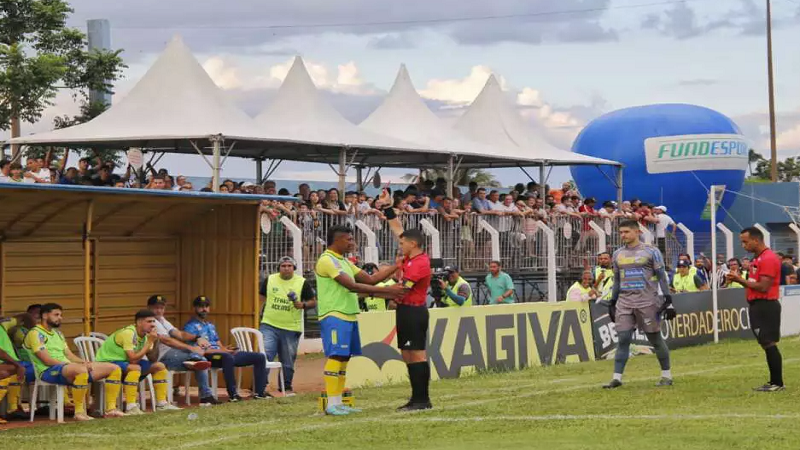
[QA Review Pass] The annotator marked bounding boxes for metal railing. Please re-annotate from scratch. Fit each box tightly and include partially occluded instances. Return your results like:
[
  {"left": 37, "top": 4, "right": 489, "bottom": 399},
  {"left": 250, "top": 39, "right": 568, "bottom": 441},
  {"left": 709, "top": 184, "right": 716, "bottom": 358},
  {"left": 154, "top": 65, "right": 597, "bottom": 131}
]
[{"left": 258, "top": 209, "right": 688, "bottom": 278}]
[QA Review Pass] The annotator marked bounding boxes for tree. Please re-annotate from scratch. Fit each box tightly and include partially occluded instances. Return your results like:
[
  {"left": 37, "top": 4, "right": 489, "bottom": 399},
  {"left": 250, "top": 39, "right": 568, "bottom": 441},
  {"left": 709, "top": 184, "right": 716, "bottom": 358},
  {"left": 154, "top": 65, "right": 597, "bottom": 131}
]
[
  {"left": 748, "top": 149, "right": 765, "bottom": 177},
  {"left": 402, "top": 168, "right": 501, "bottom": 187},
  {"left": 0, "top": 0, "right": 126, "bottom": 157}
]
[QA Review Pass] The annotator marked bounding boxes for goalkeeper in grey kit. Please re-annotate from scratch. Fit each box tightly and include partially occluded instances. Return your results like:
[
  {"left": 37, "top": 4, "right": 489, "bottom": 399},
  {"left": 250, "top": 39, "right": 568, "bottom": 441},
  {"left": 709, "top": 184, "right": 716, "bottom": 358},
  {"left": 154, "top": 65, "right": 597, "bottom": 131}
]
[{"left": 603, "top": 219, "right": 677, "bottom": 389}]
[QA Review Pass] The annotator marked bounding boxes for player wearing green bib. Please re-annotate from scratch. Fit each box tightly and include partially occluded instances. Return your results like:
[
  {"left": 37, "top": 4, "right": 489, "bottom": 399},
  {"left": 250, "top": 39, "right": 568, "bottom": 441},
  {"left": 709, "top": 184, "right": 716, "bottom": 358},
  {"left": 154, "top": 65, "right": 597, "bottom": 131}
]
[
  {"left": 96, "top": 310, "right": 181, "bottom": 414},
  {"left": 23, "top": 303, "right": 121, "bottom": 420},
  {"left": 316, "top": 225, "right": 404, "bottom": 416},
  {"left": 0, "top": 312, "right": 36, "bottom": 420},
  {"left": 259, "top": 256, "right": 317, "bottom": 396}
]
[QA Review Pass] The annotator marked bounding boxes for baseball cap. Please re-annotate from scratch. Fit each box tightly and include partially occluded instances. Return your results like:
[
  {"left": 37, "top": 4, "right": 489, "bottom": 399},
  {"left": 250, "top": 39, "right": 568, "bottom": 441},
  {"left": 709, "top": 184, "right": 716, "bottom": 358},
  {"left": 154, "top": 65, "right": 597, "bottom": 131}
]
[
  {"left": 192, "top": 296, "right": 211, "bottom": 307},
  {"left": 656, "top": 205, "right": 668, "bottom": 212},
  {"left": 278, "top": 256, "right": 297, "bottom": 268},
  {"left": 147, "top": 295, "right": 167, "bottom": 306},
  {"left": 444, "top": 265, "right": 459, "bottom": 273}
]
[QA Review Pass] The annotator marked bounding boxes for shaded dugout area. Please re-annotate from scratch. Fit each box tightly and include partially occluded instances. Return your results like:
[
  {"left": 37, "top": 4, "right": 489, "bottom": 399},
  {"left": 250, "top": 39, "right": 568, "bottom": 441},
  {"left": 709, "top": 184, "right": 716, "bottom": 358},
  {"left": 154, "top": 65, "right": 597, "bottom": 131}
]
[{"left": 0, "top": 184, "right": 283, "bottom": 353}]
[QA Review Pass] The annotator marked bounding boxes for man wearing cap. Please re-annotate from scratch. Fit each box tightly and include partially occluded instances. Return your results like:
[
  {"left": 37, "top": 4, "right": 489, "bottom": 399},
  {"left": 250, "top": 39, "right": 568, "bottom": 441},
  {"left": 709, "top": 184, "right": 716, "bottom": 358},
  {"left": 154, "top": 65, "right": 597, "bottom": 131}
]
[
  {"left": 672, "top": 260, "right": 708, "bottom": 293},
  {"left": 259, "top": 257, "right": 317, "bottom": 396},
  {"left": 437, "top": 266, "right": 473, "bottom": 307},
  {"left": 184, "top": 296, "right": 271, "bottom": 401},
  {"left": 654, "top": 206, "right": 676, "bottom": 258},
  {"left": 146, "top": 295, "right": 219, "bottom": 406}
]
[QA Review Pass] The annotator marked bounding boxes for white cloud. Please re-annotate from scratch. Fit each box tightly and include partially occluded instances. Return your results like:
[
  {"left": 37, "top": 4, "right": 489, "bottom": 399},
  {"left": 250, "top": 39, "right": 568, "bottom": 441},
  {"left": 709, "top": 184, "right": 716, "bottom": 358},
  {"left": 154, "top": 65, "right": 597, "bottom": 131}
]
[
  {"left": 420, "top": 65, "right": 508, "bottom": 105},
  {"left": 777, "top": 123, "right": 800, "bottom": 153},
  {"left": 202, "top": 56, "right": 377, "bottom": 96},
  {"left": 516, "top": 87, "right": 544, "bottom": 107}
]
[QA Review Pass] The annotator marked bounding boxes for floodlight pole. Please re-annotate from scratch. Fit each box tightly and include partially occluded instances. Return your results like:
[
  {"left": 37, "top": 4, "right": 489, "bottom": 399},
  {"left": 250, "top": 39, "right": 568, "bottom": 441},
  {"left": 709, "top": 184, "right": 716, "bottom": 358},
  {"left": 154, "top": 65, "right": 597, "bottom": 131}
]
[
  {"left": 766, "top": 0, "right": 778, "bottom": 182},
  {"left": 211, "top": 135, "right": 222, "bottom": 193}
]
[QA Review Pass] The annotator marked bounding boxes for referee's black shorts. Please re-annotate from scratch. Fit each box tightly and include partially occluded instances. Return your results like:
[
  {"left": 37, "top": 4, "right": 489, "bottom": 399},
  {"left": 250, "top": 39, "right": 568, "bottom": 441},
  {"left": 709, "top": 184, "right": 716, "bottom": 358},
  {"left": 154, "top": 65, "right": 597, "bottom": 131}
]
[
  {"left": 396, "top": 303, "right": 429, "bottom": 351},
  {"left": 748, "top": 299, "right": 781, "bottom": 346}
]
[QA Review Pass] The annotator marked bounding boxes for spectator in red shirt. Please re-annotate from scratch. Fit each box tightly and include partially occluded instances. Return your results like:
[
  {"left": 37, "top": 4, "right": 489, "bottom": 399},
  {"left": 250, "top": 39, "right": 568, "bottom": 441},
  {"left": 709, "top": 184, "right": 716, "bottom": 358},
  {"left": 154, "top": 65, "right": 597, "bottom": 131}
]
[
  {"left": 388, "top": 229, "right": 433, "bottom": 411},
  {"left": 725, "top": 226, "right": 783, "bottom": 391}
]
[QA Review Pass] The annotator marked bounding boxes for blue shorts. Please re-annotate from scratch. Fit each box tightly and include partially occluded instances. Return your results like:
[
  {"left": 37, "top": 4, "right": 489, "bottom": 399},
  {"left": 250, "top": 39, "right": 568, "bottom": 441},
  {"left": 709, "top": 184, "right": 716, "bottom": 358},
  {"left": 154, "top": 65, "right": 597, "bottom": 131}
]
[
  {"left": 40, "top": 364, "right": 94, "bottom": 385},
  {"left": 22, "top": 361, "right": 35, "bottom": 383},
  {"left": 320, "top": 316, "right": 362, "bottom": 358},
  {"left": 109, "top": 360, "right": 152, "bottom": 380}
]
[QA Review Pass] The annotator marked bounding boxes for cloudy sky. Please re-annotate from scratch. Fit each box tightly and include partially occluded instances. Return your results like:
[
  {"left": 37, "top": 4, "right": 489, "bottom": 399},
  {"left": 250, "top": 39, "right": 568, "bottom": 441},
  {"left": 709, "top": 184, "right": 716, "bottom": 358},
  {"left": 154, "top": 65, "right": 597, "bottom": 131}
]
[{"left": 6, "top": 0, "right": 800, "bottom": 186}]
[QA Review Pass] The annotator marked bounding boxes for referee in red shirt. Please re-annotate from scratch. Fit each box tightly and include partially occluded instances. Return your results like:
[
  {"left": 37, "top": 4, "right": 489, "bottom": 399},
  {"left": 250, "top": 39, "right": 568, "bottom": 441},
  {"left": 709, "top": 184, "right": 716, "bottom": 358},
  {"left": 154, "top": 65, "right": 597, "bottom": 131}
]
[
  {"left": 726, "top": 226, "right": 784, "bottom": 391},
  {"left": 386, "top": 229, "right": 433, "bottom": 411}
]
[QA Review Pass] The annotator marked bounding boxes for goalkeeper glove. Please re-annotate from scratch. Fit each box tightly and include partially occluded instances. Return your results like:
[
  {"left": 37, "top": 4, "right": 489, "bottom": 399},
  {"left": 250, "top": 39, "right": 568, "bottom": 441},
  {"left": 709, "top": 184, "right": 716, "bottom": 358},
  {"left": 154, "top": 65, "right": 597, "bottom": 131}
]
[{"left": 660, "top": 295, "right": 677, "bottom": 320}]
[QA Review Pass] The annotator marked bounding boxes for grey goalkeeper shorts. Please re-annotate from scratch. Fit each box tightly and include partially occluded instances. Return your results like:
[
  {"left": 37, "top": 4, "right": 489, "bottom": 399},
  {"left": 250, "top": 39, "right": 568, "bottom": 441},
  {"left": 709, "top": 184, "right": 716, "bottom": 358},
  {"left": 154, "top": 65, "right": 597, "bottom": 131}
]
[{"left": 615, "top": 302, "right": 662, "bottom": 333}]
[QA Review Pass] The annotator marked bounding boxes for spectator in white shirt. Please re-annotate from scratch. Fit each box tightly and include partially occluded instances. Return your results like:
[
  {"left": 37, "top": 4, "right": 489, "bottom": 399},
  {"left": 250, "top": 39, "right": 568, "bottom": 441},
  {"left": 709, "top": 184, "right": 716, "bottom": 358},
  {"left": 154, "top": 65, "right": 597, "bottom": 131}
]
[
  {"left": 598, "top": 201, "right": 619, "bottom": 218},
  {"left": 653, "top": 205, "right": 676, "bottom": 257},
  {"left": 0, "top": 159, "right": 10, "bottom": 182},
  {"left": 173, "top": 175, "right": 188, "bottom": 191}
]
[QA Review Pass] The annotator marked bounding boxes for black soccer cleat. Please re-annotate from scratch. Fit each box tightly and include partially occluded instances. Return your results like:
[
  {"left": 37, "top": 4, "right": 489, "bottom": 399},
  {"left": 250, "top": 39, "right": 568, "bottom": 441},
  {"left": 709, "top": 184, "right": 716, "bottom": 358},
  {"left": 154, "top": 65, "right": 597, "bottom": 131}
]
[
  {"left": 602, "top": 379, "right": 623, "bottom": 389},
  {"left": 397, "top": 401, "right": 433, "bottom": 411}
]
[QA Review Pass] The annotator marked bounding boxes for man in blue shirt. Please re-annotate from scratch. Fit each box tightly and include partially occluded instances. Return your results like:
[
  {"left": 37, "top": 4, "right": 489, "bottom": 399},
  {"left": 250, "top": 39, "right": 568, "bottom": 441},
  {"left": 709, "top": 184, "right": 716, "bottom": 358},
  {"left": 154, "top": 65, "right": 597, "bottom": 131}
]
[{"left": 183, "top": 296, "right": 270, "bottom": 401}]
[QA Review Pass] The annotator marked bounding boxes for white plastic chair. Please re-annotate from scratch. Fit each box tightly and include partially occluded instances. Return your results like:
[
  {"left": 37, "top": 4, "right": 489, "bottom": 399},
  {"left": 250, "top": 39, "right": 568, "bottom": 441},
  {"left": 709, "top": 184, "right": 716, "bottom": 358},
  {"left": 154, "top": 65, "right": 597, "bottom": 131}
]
[
  {"left": 89, "top": 331, "right": 109, "bottom": 340},
  {"left": 230, "top": 327, "right": 285, "bottom": 394},
  {"left": 74, "top": 336, "right": 156, "bottom": 413},
  {"left": 29, "top": 374, "right": 65, "bottom": 423},
  {"left": 167, "top": 370, "right": 194, "bottom": 405}
]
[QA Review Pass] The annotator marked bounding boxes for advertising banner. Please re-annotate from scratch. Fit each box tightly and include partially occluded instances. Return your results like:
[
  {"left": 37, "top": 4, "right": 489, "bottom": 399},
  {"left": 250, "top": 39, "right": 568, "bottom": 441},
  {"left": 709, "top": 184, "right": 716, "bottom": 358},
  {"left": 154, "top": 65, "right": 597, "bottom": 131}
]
[
  {"left": 780, "top": 285, "right": 800, "bottom": 337},
  {"left": 590, "top": 289, "right": 752, "bottom": 360},
  {"left": 347, "top": 302, "right": 594, "bottom": 388}
]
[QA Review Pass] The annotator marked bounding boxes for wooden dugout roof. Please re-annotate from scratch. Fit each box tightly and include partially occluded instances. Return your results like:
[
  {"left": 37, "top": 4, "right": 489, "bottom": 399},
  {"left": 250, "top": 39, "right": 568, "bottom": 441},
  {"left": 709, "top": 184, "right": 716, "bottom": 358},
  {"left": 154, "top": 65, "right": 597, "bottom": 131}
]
[{"left": 0, "top": 183, "right": 293, "bottom": 343}]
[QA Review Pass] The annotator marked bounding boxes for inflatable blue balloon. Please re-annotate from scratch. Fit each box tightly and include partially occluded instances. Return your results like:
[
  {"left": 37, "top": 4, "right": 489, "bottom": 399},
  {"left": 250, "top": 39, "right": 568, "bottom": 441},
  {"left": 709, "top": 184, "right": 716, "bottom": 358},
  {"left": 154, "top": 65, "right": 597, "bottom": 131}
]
[{"left": 570, "top": 104, "right": 748, "bottom": 232}]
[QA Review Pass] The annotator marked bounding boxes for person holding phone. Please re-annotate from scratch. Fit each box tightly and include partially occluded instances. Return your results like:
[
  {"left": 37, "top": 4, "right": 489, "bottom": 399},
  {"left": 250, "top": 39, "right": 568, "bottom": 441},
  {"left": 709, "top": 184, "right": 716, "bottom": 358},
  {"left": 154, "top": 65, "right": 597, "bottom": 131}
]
[{"left": 183, "top": 296, "right": 271, "bottom": 402}]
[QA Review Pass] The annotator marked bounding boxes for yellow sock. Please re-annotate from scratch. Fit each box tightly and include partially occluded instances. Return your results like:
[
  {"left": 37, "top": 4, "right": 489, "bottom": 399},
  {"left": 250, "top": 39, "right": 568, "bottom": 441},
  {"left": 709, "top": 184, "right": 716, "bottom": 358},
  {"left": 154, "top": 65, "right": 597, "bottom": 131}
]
[
  {"left": 323, "top": 359, "right": 342, "bottom": 405},
  {"left": 72, "top": 373, "right": 89, "bottom": 415},
  {"left": 153, "top": 369, "right": 168, "bottom": 404},
  {"left": 0, "top": 376, "right": 11, "bottom": 404},
  {"left": 104, "top": 367, "right": 122, "bottom": 411},
  {"left": 337, "top": 361, "right": 348, "bottom": 394},
  {"left": 123, "top": 370, "right": 141, "bottom": 407},
  {"left": 7, "top": 375, "right": 20, "bottom": 410}
]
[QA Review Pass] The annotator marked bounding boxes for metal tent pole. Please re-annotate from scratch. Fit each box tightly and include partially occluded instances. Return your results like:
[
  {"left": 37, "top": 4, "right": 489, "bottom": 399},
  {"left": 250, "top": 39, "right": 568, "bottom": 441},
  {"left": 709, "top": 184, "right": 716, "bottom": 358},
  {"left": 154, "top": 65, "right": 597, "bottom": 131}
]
[
  {"left": 539, "top": 165, "right": 546, "bottom": 199},
  {"left": 616, "top": 166, "right": 624, "bottom": 205},
  {"left": 256, "top": 158, "right": 264, "bottom": 185},
  {"left": 447, "top": 155, "right": 455, "bottom": 199},
  {"left": 212, "top": 135, "right": 222, "bottom": 193},
  {"left": 356, "top": 166, "right": 363, "bottom": 192},
  {"left": 338, "top": 147, "right": 347, "bottom": 194}
]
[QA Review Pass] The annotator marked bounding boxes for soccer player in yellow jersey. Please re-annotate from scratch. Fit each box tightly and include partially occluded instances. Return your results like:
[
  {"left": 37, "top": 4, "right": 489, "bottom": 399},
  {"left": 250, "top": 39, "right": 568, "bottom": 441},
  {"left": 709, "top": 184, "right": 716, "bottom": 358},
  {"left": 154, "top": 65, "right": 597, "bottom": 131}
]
[
  {"left": 96, "top": 310, "right": 181, "bottom": 414},
  {"left": 22, "top": 303, "right": 122, "bottom": 420},
  {"left": 315, "top": 225, "right": 403, "bottom": 416}
]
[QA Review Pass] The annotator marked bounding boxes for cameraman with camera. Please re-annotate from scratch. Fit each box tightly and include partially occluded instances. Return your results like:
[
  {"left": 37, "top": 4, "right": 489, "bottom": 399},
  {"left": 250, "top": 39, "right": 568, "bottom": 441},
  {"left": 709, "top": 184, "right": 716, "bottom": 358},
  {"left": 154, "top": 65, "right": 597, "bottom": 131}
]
[{"left": 436, "top": 266, "right": 472, "bottom": 307}]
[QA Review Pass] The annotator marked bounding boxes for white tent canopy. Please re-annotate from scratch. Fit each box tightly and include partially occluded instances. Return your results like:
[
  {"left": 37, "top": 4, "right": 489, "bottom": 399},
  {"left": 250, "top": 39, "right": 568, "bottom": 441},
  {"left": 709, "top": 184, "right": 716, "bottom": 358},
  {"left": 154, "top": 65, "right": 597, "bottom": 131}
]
[
  {"left": 9, "top": 36, "right": 268, "bottom": 151},
  {"left": 252, "top": 56, "right": 455, "bottom": 166},
  {"left": 359, "top": 64, "right": 571, "bottom": 168},
  {"left": 454, "top": 75, "right": 619, "bottom": 167}
]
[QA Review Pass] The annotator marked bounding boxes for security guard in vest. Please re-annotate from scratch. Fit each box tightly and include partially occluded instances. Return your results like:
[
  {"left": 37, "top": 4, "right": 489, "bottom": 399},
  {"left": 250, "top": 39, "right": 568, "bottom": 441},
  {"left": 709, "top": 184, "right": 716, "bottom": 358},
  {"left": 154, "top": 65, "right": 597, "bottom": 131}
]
[
  {"left": 438, "top": 266, "right": 473, "bottom": 307},
  {"left": 672, "top": 260, "right": 708, "bottom": 293},
  {"left": 259, "top": 256, "right": 317, "bottom": 395},
  {"left": 594, "top": 252, "right": 614, "bottom": 301},
  {"left": 360, "top": 263, "right": 397, "bottom": 312}
]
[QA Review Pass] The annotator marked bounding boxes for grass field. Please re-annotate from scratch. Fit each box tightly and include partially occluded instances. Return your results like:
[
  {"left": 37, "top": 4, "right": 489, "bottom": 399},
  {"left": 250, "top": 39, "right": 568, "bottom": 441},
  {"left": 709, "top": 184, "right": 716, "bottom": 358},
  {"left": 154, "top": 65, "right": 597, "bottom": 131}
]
[{"left": 5, "top": 338, "right": 800, "bottom": 450}]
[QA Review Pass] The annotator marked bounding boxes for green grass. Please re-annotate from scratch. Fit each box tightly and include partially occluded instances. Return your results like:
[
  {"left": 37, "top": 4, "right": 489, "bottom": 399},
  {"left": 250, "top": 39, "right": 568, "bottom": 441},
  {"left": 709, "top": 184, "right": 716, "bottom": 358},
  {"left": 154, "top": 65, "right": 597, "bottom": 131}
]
[{"left": 6, "top": 338, "right": 800, "bottom": 450}]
